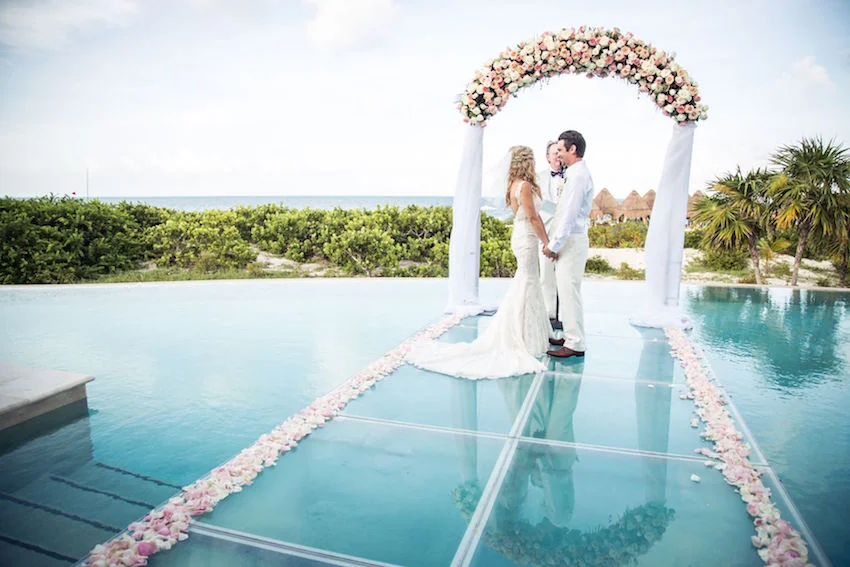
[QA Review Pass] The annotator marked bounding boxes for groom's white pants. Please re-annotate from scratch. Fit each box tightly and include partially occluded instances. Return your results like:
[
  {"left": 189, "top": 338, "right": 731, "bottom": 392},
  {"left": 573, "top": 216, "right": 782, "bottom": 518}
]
[
  {"left": 539, "top": 244, "right": 558, "bottom": 320},
  {"left": 555, "top": 234, "right": 589, "bottom": 352}
]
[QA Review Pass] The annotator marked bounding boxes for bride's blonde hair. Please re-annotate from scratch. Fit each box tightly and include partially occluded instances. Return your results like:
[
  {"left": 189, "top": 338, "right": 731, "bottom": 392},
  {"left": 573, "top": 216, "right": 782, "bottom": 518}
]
[{"left": 505, "top": 145, "right": 541, "bottom": 206}]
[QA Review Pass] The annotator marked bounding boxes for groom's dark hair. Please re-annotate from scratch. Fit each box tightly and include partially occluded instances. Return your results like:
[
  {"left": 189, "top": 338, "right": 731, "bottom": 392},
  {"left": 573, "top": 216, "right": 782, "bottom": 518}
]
[{"left": 558, "top": 130, "right": 586, "bottom": 158}]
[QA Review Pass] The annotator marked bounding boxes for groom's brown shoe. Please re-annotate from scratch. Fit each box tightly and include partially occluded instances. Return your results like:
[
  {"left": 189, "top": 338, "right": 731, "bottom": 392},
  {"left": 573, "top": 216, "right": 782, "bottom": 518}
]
[
  {"left": 547, "top": 346, "right": 585, "bottom": 358},
  {"left": 548, "top": 337, "right": 565, "bottom": 346}
]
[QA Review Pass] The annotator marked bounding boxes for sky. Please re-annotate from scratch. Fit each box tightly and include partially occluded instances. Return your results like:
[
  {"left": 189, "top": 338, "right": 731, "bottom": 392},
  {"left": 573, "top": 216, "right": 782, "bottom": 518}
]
[{"left": 0, "top": 0, "right": 848, "bottom": 199}]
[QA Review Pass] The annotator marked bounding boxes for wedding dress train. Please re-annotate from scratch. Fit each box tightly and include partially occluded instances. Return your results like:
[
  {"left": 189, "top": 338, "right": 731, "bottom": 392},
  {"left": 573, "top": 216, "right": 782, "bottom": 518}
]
[{"left": 407, "top": 185, "right": 552, "bottom": 379}]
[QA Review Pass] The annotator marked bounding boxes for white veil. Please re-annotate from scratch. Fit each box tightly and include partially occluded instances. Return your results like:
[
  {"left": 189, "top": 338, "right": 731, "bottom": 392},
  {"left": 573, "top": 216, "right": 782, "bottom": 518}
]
[{"left": 481, "top": 150, "right": 513, "bottom": 219}]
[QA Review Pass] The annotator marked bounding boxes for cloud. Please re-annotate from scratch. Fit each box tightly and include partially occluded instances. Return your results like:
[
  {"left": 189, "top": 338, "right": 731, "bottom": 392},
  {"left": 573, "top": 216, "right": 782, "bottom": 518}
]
[
  {"left": 183, "top": 0, "right": 278, "bottom": 21},
  {"left": 0, "top": 0, "right": 138, "bottom": 50},
  {"left": 776, "top": 55, "right": 835, "bottom": 92},
  {"left": 305, "top": 0, "right": 398, "bottom": 51}
]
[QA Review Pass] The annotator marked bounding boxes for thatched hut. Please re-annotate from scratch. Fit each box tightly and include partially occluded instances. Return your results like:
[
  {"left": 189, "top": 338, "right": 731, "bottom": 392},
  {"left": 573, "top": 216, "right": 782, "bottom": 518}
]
[
  {"left": 591, "top": 188, "right": 620, "bottom": 222},
  {"left": 620, "top": 190, "right": 652, "bottom": 222},
  {"left": 643, "top": 189, "right": 656, "bottom": 210},
  {"left": 687, "top": 190, "right": 706, "bottom": 220}
]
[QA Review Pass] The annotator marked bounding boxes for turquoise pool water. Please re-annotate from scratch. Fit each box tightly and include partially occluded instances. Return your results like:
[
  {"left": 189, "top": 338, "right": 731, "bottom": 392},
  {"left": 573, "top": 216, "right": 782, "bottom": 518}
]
[
  {"left": 683, "top": 286, "right": 850, "bottom": 566},
  {"left": 0, "top": 280, "right": 846, "bottom": 566}
]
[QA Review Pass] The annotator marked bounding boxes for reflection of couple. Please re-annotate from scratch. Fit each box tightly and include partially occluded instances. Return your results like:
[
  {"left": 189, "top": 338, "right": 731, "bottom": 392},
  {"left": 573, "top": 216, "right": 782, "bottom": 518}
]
[
  {"left": 497, "top": 365, "right": 582, "bottom": 528},
  {"left": 407, "top": 130, "right": 594, "bottom": 379}
]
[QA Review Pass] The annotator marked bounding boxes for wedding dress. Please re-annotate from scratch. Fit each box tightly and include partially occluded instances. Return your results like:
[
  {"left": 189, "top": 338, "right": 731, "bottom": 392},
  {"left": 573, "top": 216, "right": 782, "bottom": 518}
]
[{"left": 407, "top": 183, "right": 553, "bottom": 379}]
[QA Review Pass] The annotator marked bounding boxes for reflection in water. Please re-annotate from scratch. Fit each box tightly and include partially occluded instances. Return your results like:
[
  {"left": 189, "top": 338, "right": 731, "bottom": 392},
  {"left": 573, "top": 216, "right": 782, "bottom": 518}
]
[
  {"left": 685, "top": 287, "right": 850, "bottom": 391},
  {"left": 453, "top": 338, "right": 678, "bottom": 566},
  {"left": 635, "top": 327, "right": 673, "bottom": 505}
]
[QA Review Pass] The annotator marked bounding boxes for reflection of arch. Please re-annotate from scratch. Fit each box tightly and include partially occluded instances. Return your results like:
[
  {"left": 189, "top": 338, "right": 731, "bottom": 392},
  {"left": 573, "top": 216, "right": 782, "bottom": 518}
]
[
  {"left": 635, "top": 328, "right": 674, "bottom": 505},
  {"left": 447, "top": 26, "right": 705, "bottom": 328},
  {"left": 452, "top": 337, "right": 677, "bottom": 565}
]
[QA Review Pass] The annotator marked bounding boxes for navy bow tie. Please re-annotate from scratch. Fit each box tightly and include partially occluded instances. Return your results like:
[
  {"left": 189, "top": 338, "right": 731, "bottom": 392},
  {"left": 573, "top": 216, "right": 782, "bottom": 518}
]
[{"left": 550, "top": 169, "right": 563, "bottom": 177}]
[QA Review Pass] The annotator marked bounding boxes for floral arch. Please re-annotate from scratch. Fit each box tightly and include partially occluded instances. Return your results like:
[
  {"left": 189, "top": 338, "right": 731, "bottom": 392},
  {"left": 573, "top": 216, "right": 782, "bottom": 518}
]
[{"left": 446, "top": 27, "right": 707, "bottom": 327}]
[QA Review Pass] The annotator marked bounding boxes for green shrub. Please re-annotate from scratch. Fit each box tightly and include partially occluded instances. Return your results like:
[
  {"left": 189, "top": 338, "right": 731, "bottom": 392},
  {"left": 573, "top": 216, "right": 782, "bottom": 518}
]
[
  {"left": 147, "top": 211, "right": 255, "bottom": 271},
  {"left": 589, "top": 221, "right": 647, "bottom": 248},
  {"left": 683, "top": 228, "right": 705, "bottom": 249},
  {"left": 696, "top": 248, "right": 749, "bottom": 271},
  {"left": 0, "top": 196, "right": 146, "bottom": 283},
  {"left": 815, "top": 277, "right": 832, "bottom": 288},
  {"left": 770, "top": 262, "right": 793, "bottom": 277},
  {"left": 323, "top": 226, "right": 400, "bottom": 275},
  {"left": 585, "top": 255, "right": 614, "bottom": 274},
  {"left": 616, "top": 262, "right": 645, "bottom": 280}
]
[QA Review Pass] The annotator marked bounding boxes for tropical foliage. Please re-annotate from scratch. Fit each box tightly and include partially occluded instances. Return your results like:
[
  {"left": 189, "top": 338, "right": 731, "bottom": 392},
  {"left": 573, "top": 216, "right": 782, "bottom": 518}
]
[{"left": 692, "top": 136, "right": 850, "bottom": 286}]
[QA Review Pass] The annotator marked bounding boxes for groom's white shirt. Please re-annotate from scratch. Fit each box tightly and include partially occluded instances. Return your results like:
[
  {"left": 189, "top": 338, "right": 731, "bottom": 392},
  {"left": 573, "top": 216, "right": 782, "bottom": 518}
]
[{"left": 548, "top": 160, "right": 594, "bottom": 253}]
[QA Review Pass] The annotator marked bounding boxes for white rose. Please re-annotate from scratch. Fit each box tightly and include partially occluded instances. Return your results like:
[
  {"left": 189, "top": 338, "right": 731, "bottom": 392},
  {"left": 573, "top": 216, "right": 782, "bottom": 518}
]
[
  {"left": 677, "top": 113, "right": 686, "bottom": 122},
  {"left": 508, "top": 83, "right": 518, "bottom": 93},
  {"left": 660, "top": 69, "right": 671, "bottom": 78},
  {"left": 599, "top": 36, "right": 610, "bottom": 47},
  {"left": 657, "top": 93, "right": 666, "bottom": 103},
  {"left": 664, "top": 104, "right": 675, "bottom": 113}
]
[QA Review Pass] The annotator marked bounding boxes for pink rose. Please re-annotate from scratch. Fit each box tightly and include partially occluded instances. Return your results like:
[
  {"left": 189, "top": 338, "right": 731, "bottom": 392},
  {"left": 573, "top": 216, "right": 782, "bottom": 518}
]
[{"left": 137, "top": 541, "right": 157, "bottom": 557}]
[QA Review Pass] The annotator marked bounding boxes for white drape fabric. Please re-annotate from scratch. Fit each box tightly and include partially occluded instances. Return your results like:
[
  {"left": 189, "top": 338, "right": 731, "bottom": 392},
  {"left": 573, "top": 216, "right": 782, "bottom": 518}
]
[
  {"left": 447, "top": 125, "right": 485, "bottom": 315},
  {"left": 631, "top": 123, "right": 696, "bottom": 329}
]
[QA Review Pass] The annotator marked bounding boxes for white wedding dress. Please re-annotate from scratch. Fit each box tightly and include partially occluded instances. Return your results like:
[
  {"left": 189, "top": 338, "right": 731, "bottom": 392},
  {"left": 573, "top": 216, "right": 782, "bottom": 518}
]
[{"left": 407, "top": 184, "right": 553, "bottom": 379}]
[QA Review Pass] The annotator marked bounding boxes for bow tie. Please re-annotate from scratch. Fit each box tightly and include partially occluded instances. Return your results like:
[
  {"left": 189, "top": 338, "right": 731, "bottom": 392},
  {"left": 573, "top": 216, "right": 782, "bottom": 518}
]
[{"left": 550, "top": 169, "right": 563, "bottom": 177}]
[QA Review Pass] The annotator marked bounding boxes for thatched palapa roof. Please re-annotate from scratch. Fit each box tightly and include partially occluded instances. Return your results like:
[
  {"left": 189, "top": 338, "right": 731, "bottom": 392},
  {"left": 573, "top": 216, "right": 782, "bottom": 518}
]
[{"left": 620, "top": 190, "right": 651, "bottom": 220}]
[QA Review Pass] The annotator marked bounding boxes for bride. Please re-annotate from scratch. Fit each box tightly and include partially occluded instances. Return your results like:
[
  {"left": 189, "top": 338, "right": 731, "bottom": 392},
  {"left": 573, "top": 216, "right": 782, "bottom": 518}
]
[{"left": 407, "top": 145, "right": 558, "bottom": 379}]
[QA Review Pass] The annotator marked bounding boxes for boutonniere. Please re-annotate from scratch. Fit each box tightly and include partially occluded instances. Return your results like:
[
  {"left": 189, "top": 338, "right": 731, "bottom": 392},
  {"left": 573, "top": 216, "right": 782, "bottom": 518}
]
[{"left": 556, "top": 179, "right": 565, "bottom": 196}]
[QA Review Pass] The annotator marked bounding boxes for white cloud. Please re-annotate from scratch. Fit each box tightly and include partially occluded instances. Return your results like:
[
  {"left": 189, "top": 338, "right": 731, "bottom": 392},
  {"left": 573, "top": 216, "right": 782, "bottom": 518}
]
[
  {"left": 776, "top": 56, "right": 835, "bottom": 92},
  {"left": 305, "top": 0, "right": 398, "bottom": 51},
  {"left": 0, "top": 0, "right": 137, "bottom": 50}
]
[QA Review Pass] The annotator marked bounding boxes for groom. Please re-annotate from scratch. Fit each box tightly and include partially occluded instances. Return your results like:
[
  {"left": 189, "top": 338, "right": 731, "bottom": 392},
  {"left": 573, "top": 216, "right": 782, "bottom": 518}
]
[
  {"left": 536, "top": 141, "right": 566, "bottom": 324},
  {"left": 542, "top": 130, "right": 594, "bottom": 358}
]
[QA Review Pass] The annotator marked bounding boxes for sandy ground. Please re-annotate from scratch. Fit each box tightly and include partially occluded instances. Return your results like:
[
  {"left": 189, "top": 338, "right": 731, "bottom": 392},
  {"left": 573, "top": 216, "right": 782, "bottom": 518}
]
[
  {"left": 586, "top": 247, "right": 839, "bottom": 287},
  {"left": 254, "top": 247, "right": 843, "bottom": 288}
]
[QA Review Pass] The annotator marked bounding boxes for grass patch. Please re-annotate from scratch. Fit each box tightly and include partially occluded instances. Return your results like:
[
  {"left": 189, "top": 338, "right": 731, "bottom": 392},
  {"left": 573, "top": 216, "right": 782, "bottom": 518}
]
[{"left": 94, "top": 266, "right": 303, "bottom": 283}]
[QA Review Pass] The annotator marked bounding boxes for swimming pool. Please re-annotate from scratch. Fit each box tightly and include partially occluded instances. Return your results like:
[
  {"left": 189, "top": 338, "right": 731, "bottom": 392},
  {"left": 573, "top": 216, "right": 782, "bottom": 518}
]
[{"left": 0, "top": 279, "right": 846, "bottom": 566}]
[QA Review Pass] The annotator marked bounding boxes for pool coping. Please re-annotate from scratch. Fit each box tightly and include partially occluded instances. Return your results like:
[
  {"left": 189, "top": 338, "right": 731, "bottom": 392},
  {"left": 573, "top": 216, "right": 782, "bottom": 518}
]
[{"left": 0, "top": 364, "right": 94, "bottom": 432}]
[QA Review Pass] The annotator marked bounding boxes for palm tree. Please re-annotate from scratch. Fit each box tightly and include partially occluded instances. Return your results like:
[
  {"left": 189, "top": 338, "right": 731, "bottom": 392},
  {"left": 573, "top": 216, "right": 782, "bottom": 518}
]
[
  {"left": 809, "top": 192, "right": 850, "bottom": 286},
  {"left": 691, "top": 167, "right": 774, "bottom": 284},
  {"left": 758, "top": 236, "right": 792, "bottom": 278},
  {"left": 769, "top": 137, "right": 850, "bottom": 286}
]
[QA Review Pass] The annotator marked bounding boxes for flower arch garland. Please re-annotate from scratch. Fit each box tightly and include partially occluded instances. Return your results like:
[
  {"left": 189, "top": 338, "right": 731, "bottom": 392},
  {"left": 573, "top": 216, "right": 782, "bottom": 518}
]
[{"left": 457, "top": 26, "right": 708, "bottom": 127}]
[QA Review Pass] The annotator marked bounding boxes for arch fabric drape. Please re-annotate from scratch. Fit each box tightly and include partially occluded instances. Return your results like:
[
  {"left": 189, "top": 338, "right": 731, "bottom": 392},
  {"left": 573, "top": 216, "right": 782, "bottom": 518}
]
[
  {"left": 630, "top": 122, "right": 696, "bottom": 329},
  {"left": 446, "top": 125, "right": 485, "bottom": 315}
]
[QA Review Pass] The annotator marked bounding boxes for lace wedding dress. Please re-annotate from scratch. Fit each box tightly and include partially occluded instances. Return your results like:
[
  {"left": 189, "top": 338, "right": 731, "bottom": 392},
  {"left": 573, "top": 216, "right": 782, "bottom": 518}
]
[{"left": 407, "top": 184, "right": 553, "bottom": 379}]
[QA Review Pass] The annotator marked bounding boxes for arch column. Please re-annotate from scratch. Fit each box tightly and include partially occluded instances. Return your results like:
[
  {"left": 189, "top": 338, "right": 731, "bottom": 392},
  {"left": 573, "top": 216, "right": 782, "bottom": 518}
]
[{"left": 446, "top": 125, "right": 485, "bottom": 314}]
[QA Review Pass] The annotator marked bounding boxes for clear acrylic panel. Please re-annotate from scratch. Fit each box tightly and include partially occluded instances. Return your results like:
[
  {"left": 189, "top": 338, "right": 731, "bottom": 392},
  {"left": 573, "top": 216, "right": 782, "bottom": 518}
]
[
  {"left": 343, "top": 364, "right": 535, "bottom": 435},
  {"left": 198, "top": 418, "right": 506, "bottom": 567},
  {"left": 469, "top": 442, "right": 765, "bottom": 567}
]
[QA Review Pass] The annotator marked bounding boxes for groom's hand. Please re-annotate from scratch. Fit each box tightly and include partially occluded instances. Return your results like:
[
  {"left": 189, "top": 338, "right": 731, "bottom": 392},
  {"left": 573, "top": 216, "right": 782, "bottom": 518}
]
[{"left": 543, "top": 245, "right": 558, "bottom": 260}]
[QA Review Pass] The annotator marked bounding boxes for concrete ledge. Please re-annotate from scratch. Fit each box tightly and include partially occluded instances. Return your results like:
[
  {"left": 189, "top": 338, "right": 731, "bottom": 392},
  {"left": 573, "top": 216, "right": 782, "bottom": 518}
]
[{"left": 0, "top": 365, "right": 94, "bottom": 431}]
